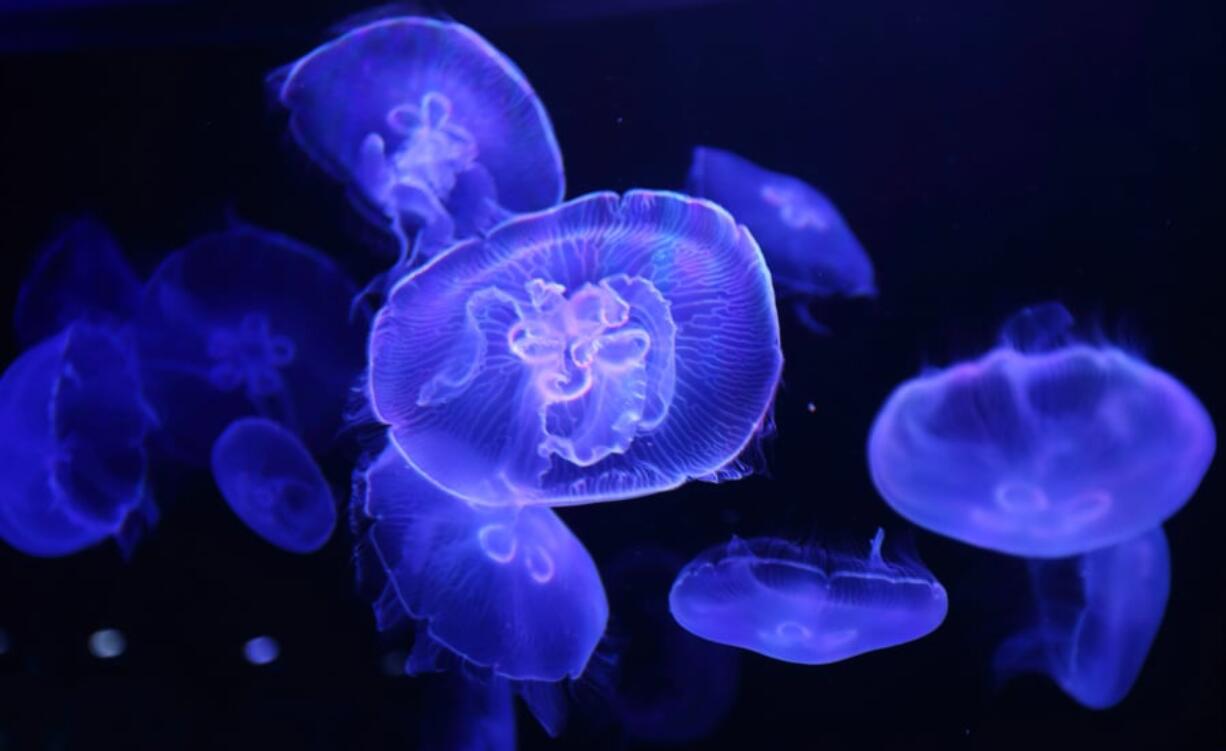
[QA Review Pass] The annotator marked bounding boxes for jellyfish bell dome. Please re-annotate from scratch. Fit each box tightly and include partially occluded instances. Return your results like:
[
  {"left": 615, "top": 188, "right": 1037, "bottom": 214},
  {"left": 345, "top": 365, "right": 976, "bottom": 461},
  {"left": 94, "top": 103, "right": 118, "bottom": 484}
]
[
  {"left": 368, "top": 190, "right": 783, "bottom": 508},
  {"left": 135, "top": 226, "right": 362, "bottom": 464},
  {"left": 0, "top": 321, "right": 155, "bottom": 557},
  {"left": 686, "top": 146, "right": 875, "bottom": 332},
  {"left": 352, "top": 444, "right": 608, "bottom": 682},
  {"left": 868, "top": 304, "right": 1216, "bottom": 558},
  {"left": 669, "top": 530, "right": 948, "bottom": 665},
  {"left": 210, "top": 417, "right": 337, "bottom": 554},
  {"left": 276, "top": 16, "right": 564, "bottom": 256}
]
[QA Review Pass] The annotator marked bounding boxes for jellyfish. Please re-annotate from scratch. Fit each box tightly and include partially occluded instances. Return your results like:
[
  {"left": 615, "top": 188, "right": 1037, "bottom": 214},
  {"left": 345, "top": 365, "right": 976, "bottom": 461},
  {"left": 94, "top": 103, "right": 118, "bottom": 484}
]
[
  {"left": 14, "top": 215, "right": 142, "bottom": 347},
  {"left": 604, "top": 548, "right": 740, "bottom": 744},
  {"left": 0, "top": 321, "right": 155, "bottom": 557},
  {"left": 418, "top": 671, "right": 516, "bottom": 751},
  {"left": 686, "top": 146, "right": 875, "bottom": 333},
  {"left": 367, "top": 190, "right": 783, "bottom": 507},
  {"left": 994, "top": 526, "right": 1170, "bottom": 709},
  {"left": 352, "top": 444, "right": 608, "bottom": 682},
  {"left": 135, "top": 226, "right": 363, "bottom": 464},
  {"left": 668, "top": 530, "right": 948, "bottom": 664},
  {"left": 210, "top": 417, "right": 336, "bottom": 553},
  {"left": 276, "top": 16, "right": 565, "bottom": 260},
  {"left": 867, "top": 303, "right": 1217, "bottom": 557}
]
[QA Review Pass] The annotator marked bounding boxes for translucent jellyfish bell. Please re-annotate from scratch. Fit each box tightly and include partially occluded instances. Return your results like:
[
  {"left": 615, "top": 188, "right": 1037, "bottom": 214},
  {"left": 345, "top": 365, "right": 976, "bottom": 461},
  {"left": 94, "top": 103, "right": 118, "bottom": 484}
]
[
  {"left": 353, "top": 445, "right": 608, "bottom": 681},
  {"left": 686, "top": 146, "right": 875, "bottom": 332},
  {"left": 0, "top": 321, "right": 155, "bottom": 557},
  {"left": 995, "top": 527, "right": 1170, "bottom": 709},
  {"left": 868, "top": 304, "right": 1217, "bottom": 557},
  {"left": 368, "top": 190, "right": 783, "bottom": 507},
  {"left": 211, "top": 418, "right": 336, "bottom": 553},
  {"left": 277, "top": 17, "right": 564, "bottom": 257},
  {"left": 136, "top": 227, "right": 362, "bottom": 464},
  {"left": 669, "top": 530, "right": 948, "bottom": 664},
  {"left": 14, "top": 216, "right": 142, "bottom": 347}
]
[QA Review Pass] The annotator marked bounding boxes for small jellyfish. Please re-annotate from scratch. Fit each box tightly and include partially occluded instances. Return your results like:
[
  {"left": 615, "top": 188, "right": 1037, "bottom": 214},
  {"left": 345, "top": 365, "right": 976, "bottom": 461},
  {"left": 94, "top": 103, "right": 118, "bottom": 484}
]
[
  {"left": 0, "top": 321, "right": 156, "bottom": 557},
  {"left": 368, "top": 190, "right": 783, "bottom": 507},
  {"left": 686, "top": 146, "right": 875, "bottom": 332},
  {"left": 994, "top": 527, "right": 1170, "bottom": 709},
  {"left": 135, "top": 226, "right": 363, "bottom": 464},
  {"left": 211, "top": 418, "right": 337, "bottom": 554},
  {"left": 276, "top": 17, "right": 564, "bottom": 259},
  {"left": 669, "top": 530, "right": 948, "bottom": 664},
  {"left": 867, "top": 304, "right": 1217, "bottom": 557},
  {"left": 353, "top": 445, "right": 608, "bottom": 681},
  {"left": 605, "top": 548, "right": 740, "bottom": 744},
  {"left": 14, "top": 215, "right": 142, "bottom": 347}
]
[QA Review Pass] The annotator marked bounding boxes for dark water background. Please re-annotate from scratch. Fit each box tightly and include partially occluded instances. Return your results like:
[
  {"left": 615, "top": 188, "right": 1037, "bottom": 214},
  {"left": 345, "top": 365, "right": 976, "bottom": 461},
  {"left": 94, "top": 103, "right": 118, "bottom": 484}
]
[{"left": 0, "top": 0, "right": 1222, "bottom": 748}]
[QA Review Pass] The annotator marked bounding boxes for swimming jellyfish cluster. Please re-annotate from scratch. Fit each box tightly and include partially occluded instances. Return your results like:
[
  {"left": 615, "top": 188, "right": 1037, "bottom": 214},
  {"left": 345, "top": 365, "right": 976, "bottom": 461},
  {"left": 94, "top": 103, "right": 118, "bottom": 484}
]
[{"left": 0, "top": 9, "right": 1215, "bottom": 748}]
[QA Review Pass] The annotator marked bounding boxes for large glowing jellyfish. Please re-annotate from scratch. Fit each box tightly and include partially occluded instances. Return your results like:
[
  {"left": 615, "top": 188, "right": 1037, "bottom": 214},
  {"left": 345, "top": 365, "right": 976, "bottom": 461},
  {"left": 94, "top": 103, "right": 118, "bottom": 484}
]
[
  {"left": 14, "top": 216, "right": 141, "bottom": 347},
  {"left": 868, "top": 304, "right": 1216, "bottom": 557},
  {"left": 686, "top": 146, "right": 875, "bottom": 332},
  {"left": 669, "top": 530, "right": 947, "bottom": 664},
  {"left": 352, "top": 444, "right": 608, "bottom": 681},
  {"left": 210, "top": 417, "right": 336, "bottom": 553},
  {"left": 276, "top": 16, "right": 564, "bottom": 259},
  {"left": 0, "top": 321, "right": 155, "bottom": 557},
  {"left": 368, "top": 190, "right": 783, "bottom": 507},
  {"left": 995, "top": 527, "right": 1170, "bottom": 709},
  {"left": 135, "top": 226, "right": 363, "bottom": 464}
]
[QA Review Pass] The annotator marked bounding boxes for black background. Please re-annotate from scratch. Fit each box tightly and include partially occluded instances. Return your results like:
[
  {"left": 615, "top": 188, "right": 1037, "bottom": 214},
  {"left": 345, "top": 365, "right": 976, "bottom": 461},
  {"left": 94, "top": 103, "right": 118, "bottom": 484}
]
[{"left": 0, "top": 0, "right": 1222, "bottom": 748}]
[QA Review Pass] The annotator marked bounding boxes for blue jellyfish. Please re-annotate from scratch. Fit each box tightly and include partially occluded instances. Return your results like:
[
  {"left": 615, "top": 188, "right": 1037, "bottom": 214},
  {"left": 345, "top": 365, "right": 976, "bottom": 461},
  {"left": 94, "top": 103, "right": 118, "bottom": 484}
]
[
  {"left": 867, "top": 304, "right": 1217, "bottom": 557},
  {"left": 135, "top": 226, "right": 362, "bottom": 464},
  {"left": 276, "top": 16, "right": 564, "bottom": 259},
  {"left": 14, "top": 216, "right": 142, "bottom": 347},
  {"left": 605, "top": 548, "right": 740, "bottom": 744},
  {"left": 210, "top": 417, "right": 336, "bottom": 553},
  {"left": 368, "top": 190, "right": 783, "bottom": 507},
  {"left": 0, "top": 321, "right": 155, "bottom": 557},
  {"left": 686, "top": 146, "right": 875, "bottom": 332},
  {"left": 353, "top": 444, "right": 608, "bottom": 681},
  {"left": 669, "top": 530, "right": 947, "bottom": 664},
  {"left": 995, "top": 527, "right": 1170, "bottom": 709}
]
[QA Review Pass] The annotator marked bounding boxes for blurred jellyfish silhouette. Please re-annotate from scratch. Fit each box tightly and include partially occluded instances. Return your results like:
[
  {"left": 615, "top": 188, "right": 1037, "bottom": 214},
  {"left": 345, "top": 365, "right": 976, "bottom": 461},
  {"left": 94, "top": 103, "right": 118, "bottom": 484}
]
[
  {"left": 368, "top": 190, "right": 782, "bottom": 507},
  {"left": 211, "top": 417, "right": 336, "bottom": 553},
  {"left": 604, "top": 548, "right": 740, "bottom": 744},
  {"left": 686, "top": 146, "right": 875, "bottom": 333},
  {"left": 135, "top": 226, "right": 363, "bottom": 464},
  {"left": 868, "top": 303, "right": 1216, "bottom": 557},
  {"left": 276, "top": 16, "right": 564, "bottom": 261},
  {"left": 994, "top": 527, "right": 1170, "bottom": 709},
  {"left": 352, "top": 444, "right": 608, "bottom": 682},
  {"left": 418, "top": 671, "right": 516, "bottom": 751},
  {"left": 14, "top": 215, "right": 142, "bottom": 347},
  {"left": 669, "top": 530, "right": 947, "bottom": 664},
  {"left": 0, "top": 321, "right": 156, "bottom": 557}
]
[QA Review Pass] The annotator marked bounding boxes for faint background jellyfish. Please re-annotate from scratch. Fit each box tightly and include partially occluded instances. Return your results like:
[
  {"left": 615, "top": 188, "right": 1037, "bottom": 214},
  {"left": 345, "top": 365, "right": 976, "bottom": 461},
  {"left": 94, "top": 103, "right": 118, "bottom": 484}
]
[
  {"left": 352, "top": 444, "right": 608, "bottom": 682},
  {"left": 368, "top": 190, "right": 783, "bottom": 507},
  {"left": 686, "top": 146, "right": 876, "bottom": 333},
  {"left": 0, "top": 321, "right": 156, "bottom": 557},
  {"left": 418, "top": 671, "right": 515, "bottom": 751},
  {"left": 211, "top": 418, "right": 336, "bottom": 554},
  {"left": 669, "top": 529, "right": 948, "bottom": 664},
  {"left": 867, "top": 303, "right": 1217, "bottom": 558},
  {"left": 275, "top": 16, "right": 565, "bottom": 261},
  {"left": 13, "top": 215, "right": 142, "bottom": 347},
  {"left": 135, "top": 226, "right": 363, "bottom": 464},
  {"left": 994, "top": 526, "right": 1170, "bottom": 709},
  {"left": 603, "top": 547, "right": 741, "bottom": 745}
]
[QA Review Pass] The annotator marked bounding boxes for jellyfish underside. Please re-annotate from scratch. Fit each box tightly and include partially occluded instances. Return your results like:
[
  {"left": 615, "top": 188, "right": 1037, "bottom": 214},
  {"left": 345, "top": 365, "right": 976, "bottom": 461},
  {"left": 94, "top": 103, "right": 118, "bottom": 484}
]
[{"left": 670, "top": 532, "right": 947, "bottom": 664}]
